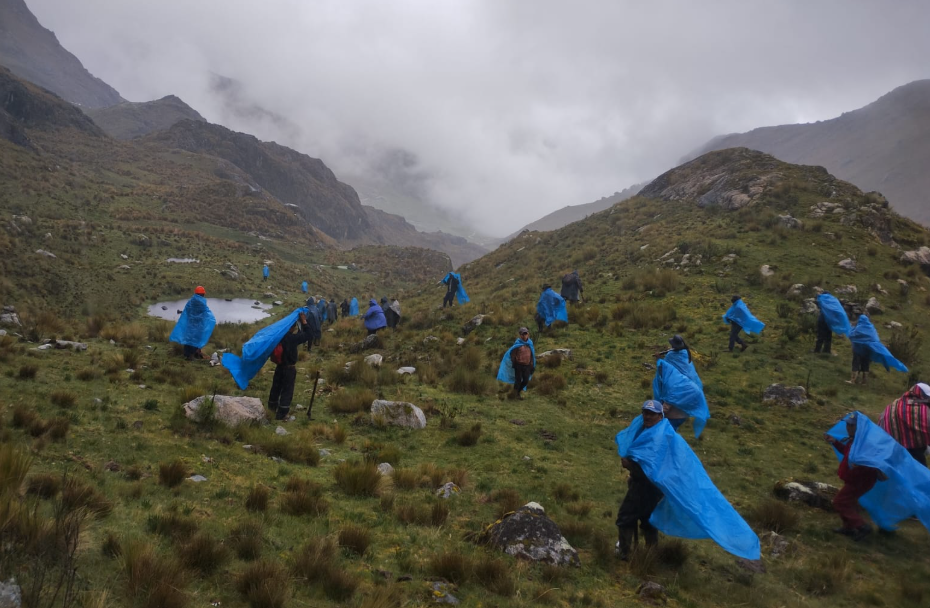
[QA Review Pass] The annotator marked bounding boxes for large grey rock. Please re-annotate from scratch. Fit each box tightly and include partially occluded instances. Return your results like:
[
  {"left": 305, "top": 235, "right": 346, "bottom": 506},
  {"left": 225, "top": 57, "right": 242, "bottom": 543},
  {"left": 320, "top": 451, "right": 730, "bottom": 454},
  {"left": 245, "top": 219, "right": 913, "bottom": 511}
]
[
  {"left": 184, "top": 395, "right": 266, "bottom": 427},
  {"left": 760, "top": 264, "right": 775, "bottom": 277},
  {"left": 834, "top": 284, "right": 858, "bottom": 295},
  {"left": 538, "top": 349, "right": 573, "bottom": 362},
  {"left": 370, "top": 400, "right": 426, "bottom": 429},
  {"left": 901, "top": 246, "right": 930, "bottom": 268},
  {"left": 773, "top": 479, "right": 838, "bottom": 511},
  {"left": 866, "top": 297, "right": 883, "bottom": 314},
  {"left": 763, "top": 384, "right": 807, "bottom": 407},
  {"left": 436, "top": 482, "right": 461, "bottom": 499},
  {"left": 0, "top": 312, "right": 21, "bottom": 326},
  {"left": 787, "top": 284, "right": 804, "bottom": 297},
  {"left": 777, "top": 215, "right": 802, "bottom": 229},
  {"left": 761, "top": 531, "right": 790, "bottom": 559},
  {"left": 396, "top": 367, "right": 416, "bottom": 375},
  {"left": 364, "top": 354, "right": 383, "bottom": 367},
  {"left": 430, "top": 581, "right": 459, "bottom": 605},
  {"left": 462, "top": 314, "right": 487, "bottom": 336},
  {"left": 55, "top": 340, "right": 87, "bottom": 351},
  {"left": 838, "top": 258, "right": 857, "bottom": 271},
  {"left": 637, "top": 581, "right": 667, "bottom": 604},
  {"left": 480, "top": 502, "right": 580, "bottom": 566},
  {"left": 800, "top": 299, "right": 818, "bottom": 314},
  {"left": 377, "top": 462, "right": 394, "bottom": 476},
  {"left": 349, "top": 334, "right": 381, "bottom": 354}
]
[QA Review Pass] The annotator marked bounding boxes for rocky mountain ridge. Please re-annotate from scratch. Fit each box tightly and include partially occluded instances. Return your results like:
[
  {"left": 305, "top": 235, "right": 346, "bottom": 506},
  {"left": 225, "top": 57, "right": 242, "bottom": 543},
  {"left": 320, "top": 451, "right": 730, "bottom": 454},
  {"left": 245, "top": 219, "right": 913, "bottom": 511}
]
[{"left": 85, "top": 95, "right": 206, "bottom": 140}]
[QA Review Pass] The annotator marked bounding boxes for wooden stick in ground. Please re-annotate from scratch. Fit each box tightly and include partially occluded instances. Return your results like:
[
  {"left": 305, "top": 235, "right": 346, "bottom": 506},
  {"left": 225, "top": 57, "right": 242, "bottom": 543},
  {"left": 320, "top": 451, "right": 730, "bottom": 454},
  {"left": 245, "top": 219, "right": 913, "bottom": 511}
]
[{"left": 307, "top": 370, "right": 321, "bottom": 419}]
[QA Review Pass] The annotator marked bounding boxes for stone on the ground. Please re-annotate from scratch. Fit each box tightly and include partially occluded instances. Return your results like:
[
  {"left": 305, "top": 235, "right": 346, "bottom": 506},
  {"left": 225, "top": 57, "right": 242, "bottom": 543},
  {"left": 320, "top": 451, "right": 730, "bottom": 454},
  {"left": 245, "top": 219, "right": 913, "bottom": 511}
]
[
  {"left": 423, "top": 335, "right": 439, "bottom": 344},
  {"left": 188, "top": 475, "right": 208, "bottom": 482},
  {"left": 436, "top": 482, "right": 461, "bottom": 499},
  {"left": 800, "top": 298, "right": 818, "bottom": 314},
  {"left": 396, "top": 367, "right": 416, "bottom": 375},
  {"left": 273, "top": 300, "right": 283, "bottom": 306},
  {"left": 838, "top": 258, "right": 857, "bottom": 271},
  {"left": 0, "top": 578, "right": 22, "bottom": 608},
  {"left": 538, "top": 349, "right": 573, "bottom": 361},
  {"left": 55, "top": 340, "right": 87, "bottom": 351},
  {"left": 36, "top": 249, "right": 56, "bottom": 258},
  {"left": 736, "top": 558, "right": 767, "bottom": 574},
  {"left": 762, "top": 384, "right": 807, "bottom": 407},
  {"left": 778, "top": 214, "right": 803, "bottom": 229},
  {"left": 835, "top": 284, "right": 857, "bottom": 295},
  {"left": 637, "top": 581, "right": 667, "bottom": 604},
  {"left": 456, "top": 337, "right": 466, "bottom": 345},
  {"left": 721, "top": 253, "right": 738, "bottom": 263},
  {"left": 319, "top": 448, "right": 331, "bottom": 458},
  {"left": 761, "top": 531, "right": 790, "bottom": 558},
  {"left": 885, "top": 321, "right": 903, "bottom": 329},
  {"left": 371, "top": 400, "right": 427, "bottom": 429},
  {"left": 377, "top": 462, "right": 394, "bottom": 476},
  {"left": 773, "top": 479, "right": 838, "bottom": 511},
  {"left": 787, "top": 284, "right": 804, "bottom": 297},
  {"left": 210, "top": 352, "right": 220, "bottom": 366},
  {"left": 480, "top": 502, "right": 580, "bottom": 566},
  {"left": 462, "top": 314, "right": 487, "bottom": 336},
  {"left": 349, "top": 334, "right": 381, "bottom": 353},
  {"left": 275, "top": 426, "right": 288, "bottom": 436},
  {"left": 430, "top": 581, "right": 459, "bottom": 605},
  {"left": 35, "top": 344, "right": 53, "bottom": 350},
  {"left": 760, "top": 264, "right": 775, "bottom": 277},
  {"left": 901, "top": 246, "right": 930, "bottom": 267},
  {"left": 0, "top": 308, "right": 21, "bottom": 326},
  {"left": 183, "top": 395, "right": 266, "bottom": 427},
  {"left": 866, "top": 297, "right": 883, "bottom": 314},
  {"left": 104, "top": 460, "right": 121, "bottom": 472},
  {"left": 365, "top": 354, "right": 383, "bottom": 367}
]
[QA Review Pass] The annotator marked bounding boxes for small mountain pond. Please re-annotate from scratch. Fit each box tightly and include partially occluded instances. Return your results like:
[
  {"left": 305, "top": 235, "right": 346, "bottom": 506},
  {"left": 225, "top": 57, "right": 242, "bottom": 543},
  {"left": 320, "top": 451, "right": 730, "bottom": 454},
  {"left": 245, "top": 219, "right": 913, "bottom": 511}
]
[{"left": 147, "top": 298, "right": 272, "bottom": 323}]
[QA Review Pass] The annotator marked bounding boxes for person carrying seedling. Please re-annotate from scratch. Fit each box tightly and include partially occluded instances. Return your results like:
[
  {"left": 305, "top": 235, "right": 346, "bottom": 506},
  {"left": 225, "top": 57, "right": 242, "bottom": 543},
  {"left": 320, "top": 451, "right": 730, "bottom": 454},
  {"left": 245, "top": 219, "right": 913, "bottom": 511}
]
[
  {"left": 497, "top": 327, "right": 536, "bottom": 399},
  {"left": 268, "top": 311, "right": 313, "bottom": 421},
  {"left": 722, "top": 295, "right": 764, "bottom": 352}
]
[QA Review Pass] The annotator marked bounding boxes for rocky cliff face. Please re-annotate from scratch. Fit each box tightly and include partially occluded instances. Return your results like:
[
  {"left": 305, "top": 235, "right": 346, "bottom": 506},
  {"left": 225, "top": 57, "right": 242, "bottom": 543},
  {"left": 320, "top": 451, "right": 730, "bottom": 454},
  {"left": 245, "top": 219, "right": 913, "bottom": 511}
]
[
  {"left": 0, "top": 0, "right": 123, "bottom": 108},
  {"left": 361, "top": 206, "right": 487, "bottom": 268},
  {"left": 85, "top": 96, "right": 206, "bottom": 140}
]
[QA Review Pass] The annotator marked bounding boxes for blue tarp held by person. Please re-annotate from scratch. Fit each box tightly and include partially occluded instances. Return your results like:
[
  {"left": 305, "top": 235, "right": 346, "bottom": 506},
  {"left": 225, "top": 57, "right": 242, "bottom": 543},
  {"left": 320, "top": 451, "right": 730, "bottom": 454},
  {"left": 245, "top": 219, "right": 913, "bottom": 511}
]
[
  {"left": 222, "top": 308, "right": 308, "bottom": 390},
  {"left": 827, "top": 412, "right": 930, "bottom": 531},
  {"left": 664, "top": 349, "right": 703, "bottom": 391},
  {"left": 442, "top": 272, "right": 470, "bottom": 304},
  {"left": 497, "top": 338, "right": 536, "bottom": 388},
  {"left": 652, "top": 359, "right": 709, "bottom": 437},
  {"left": 848, "top": 315, "right": 908, "bottom": 372},
  {"left": 537, "top": 288, "right": 568, "bottom": 327},
  {"left": 301, "top": 281, "right": 308, "bottom": 294},
  {"left": 722, "top": 300, "right": 765, "bottom": 335},
  {"left": 169, "top": 294, "right": 216, "bottom": 349},
  {"left": 263, "top": 265, "right": 270, "bottom": 279},
  {"left": 817, "top": 293, "right": 851, "bottom": 336},
  {"left": 349, "top": 297, "right": 359, "bottom": 316},
  {"left": 615, "top": 417, "right": 760, "bottom": 559}
]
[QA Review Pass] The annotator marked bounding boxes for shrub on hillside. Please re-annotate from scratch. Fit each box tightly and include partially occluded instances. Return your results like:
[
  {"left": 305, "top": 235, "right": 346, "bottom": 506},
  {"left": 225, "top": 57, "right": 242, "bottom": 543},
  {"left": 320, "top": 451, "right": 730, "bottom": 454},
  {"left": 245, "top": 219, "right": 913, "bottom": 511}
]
[
  {"left": 229, "top": 521, "right": 263, "bottom": 561},
  {"left": 178, "top": 532, "right": 228, "bottom": 576},
  {"left": 748, "top": 499, "right": 799, "bottom": 534},
  {"left": 333, "top": 461, "right": 384, "bottom": 497},
  {"left": 328, "top": 388, "right": 376, "bottom": 414},
  {"left": 338, "top": 525, "right": 371, "bottom": 557},
  {"left": 536, "top": 371, "right": 567, "bottom": 395},
  {"left": 50, "top": 390, "right": 77, "bottom": 408},
  {"left": 610, "top": 301, "right": 676, "bottom": 329},
  {"left": 158, "top": 459, "right": 187, "bottom": 488},
  {"left": 456, "top": 423, "right": 482, "bottom": 447},
  {"left": 446, "top": 367, "right": 491, "bottom": 395},
  {"left": 236, "top": 560, "right": 290, "bottom": 608},
  {"left": 889, "top": 326, "right": 923, "bottom": 366},
  {"left": 121, "top": 540, "right": 188, "bottom": 608}
]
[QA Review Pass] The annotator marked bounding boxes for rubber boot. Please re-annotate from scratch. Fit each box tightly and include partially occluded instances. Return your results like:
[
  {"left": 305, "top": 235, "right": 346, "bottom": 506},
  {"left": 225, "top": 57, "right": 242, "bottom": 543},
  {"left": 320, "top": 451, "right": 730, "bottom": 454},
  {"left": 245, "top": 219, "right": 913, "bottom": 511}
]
[
  {"left": 642, "top": 525, "right": 659, "bottom": 548},
  {"left": 616, "top": 527, "right": 635, "bottom": 561}
]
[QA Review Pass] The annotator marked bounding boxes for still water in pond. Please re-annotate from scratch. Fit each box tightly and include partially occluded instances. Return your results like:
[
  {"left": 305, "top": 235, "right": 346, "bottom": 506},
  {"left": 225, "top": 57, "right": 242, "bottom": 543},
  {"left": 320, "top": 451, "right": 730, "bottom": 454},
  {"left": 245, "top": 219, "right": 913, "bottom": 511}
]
[{"left": 147, "top": 298, "right": 272, "bottom": 323}]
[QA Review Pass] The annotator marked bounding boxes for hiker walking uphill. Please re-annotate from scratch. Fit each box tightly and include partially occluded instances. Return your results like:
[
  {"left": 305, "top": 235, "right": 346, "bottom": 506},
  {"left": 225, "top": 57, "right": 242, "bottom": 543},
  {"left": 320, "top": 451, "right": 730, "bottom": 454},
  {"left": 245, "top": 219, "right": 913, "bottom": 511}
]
[
  {"left": 879, "top": 383, "right": 930, "bottom": 465},
  {"left": 340, "top": 298, "right": 350, "bottom": 317},
  {"left": 169, "top": 286, "right": 216, "bottom": 360},
  {"left": 847, "top": 314, "right": 908, "bottom": 385},
  {"left": 824, "top": 412, "right": 930, "bottom": 539},
  {"left": 263, "top": 265, "right": 270, "bottom": 281},
  {"left": 349, "top": 297, "right": 359, "bottom": 317},
  {"left": 497, "top": 327, "right": 535, "bottom": 399},
  {"left": 560, "top": 270, "right": 583, "bottom": 305},
  {"left": 535, "top": 284, "right": 568, "bottom": 332},
  {"left": 615, "top": 402, "right": 760, "bottom": 561},
  {"left": 301, "top": 281, "right": 308, "bottom": 294},
  {"left": 813, "top": 293, "right": 850, "bottom": 355},
  {"left": 722, "top": 295, "right": 764, "bottom": 352},
  {"left": 305, "top": 297, "right": 323, "bottom": 347},
  {"left": 317, "top": 298, "right": 328, "bottom": 324},
  {"left": 652, "top": 335, "right": 709, "bottom": 437},
  {"left": 363, "top": 299, "right": 387, "bottom": 335},
  {"left": 221, "top": 307, "right": 311, "bottom": 391},
  {"left": 440, "top": 271, "right": 469, "bottom": 307},
  {"left": 268, "top": 311, "right": 313, "bottom": 421},
  {"left": 326, "top": 298, "right": 338, "bottom": 324},
  {"left": 383, "top": 297, "right": 401, "bottom": 330}
]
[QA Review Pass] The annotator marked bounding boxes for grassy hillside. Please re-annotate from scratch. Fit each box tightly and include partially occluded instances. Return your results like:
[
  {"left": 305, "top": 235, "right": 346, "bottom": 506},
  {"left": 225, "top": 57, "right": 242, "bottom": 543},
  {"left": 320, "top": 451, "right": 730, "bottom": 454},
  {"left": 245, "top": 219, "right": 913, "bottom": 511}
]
[{"left": 3, "top": 150, "right": 930, "bottom": 608}]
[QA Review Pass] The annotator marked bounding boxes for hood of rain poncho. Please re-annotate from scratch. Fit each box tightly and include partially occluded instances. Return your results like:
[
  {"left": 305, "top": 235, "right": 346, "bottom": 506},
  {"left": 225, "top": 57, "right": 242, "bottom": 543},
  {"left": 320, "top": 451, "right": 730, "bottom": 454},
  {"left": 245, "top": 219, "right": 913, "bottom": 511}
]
[
  {"left": 652, "top": 359, "right": 709, "bottom": 437},
  {"left": 827, "top": 412, "right": 930, "bottom": 531},
  {"left": 169, "top": 294, "right": 216, "bottom": 349},
  {"left": 816, "top": 293, "right": 851, "bottom": 336},
  {"left": 301, "top": 281, "right": 308, "bottom": 293},
  {"left": 349, "top": 297, "right": 359, "bottom": 316},
  {"left": 442, "top": 272, "right": 469, "bottom": 304},
  {"left": 497, "top": 338, "right": 536, "bottom": 388},
  {"left": 317, "top": 298, "right": 327, "bottom": 321},
  {"left": 848, "top": 315, "right": 908, "bottom": 372},
  {"left": 615, "top": 417, "right": 760, "bottom": 559},
  {"left": 262, "top": 265, "right": 269, "bottom": 277},
  {"left": 222, "top": 307, "right": 308, "bottom": 390},
  {"left": 364, "top": 299, "right": 387, "bottom": 330},
  {"left": 722, "top": 300, "right": 765, "bottom": 335},
  {"left": 537, "top": 288, "right": 569, "bottom": 327},
  {"left": 389, "top": 300, "right": 401, "bottom": 316},
  {"left": 664, "top": 349, "right": 703, "bottom": 391}
]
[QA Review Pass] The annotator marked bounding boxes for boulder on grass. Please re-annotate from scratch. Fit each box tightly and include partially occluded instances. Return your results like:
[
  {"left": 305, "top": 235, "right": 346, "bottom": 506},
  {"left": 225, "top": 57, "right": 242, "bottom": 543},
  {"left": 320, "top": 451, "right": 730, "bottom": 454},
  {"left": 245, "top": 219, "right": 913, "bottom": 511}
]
[
  {"left": 370, "top": 400, "right": 426, "bottom": 429},
  {"left": 762, "top": 384, "right": 807, "bottom": 407},
  {"left": 462, "top": 314, "right": 487, "bottom": 336},
  {"left": 183, "top": 395, "right": 266, "bottom": 427},
  {"left": 538, "top": 349, "right": 573, "bottom": 362},
  {"left": 773, "top": 479, "right": 838, "bottom": 511},
  {"left": 349, "top": 334, "right": 381, "bottom": 354},
  {"left": 480, "top": 502, "right": 580, "bottom": 566}
]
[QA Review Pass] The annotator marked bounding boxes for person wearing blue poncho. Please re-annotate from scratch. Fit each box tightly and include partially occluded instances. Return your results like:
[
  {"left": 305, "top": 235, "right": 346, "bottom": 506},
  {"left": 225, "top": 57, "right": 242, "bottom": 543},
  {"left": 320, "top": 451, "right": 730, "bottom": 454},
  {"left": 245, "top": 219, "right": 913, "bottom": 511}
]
[
  {"left": 825, "top": 411, "right": 930, "bottom": 539},
  {"left": 722, "top": 295, "right": 764, "bottom": 352},
  {"left": 170, "top": 286, "right": 216, "bottom": 360},
  {"left": 847, "top": 314, "right": 907, "bottom": 385},
  {"left": 653, "top": 343, "right": 709, "bottom": 437},
  {"left": 349, "top": 297, "right": 359, "bottom": 317},
  {"left": 813, "top": 293, "right": 850, "bottom": 355},
  {"left": 317, "top": 298, "right": 328, "bottom": 322},
  {"left": 363, "top": 299, "right": 387, "bottom": 335},
  {"left": 440, "top": 272, "right": 469, "bottom": 307},
  {"left": 262, "top": 265, "right": 269, "bottom": 281},
  {"left": 615, "top": 402, "right": 760, "bottom": 561},
  {"left": 497, "top": 327, "right": 536, "bottom": 399},
  {"left": 535, "top": 285, "right": 569, "bottom": 331},
  {"left": 221, "top": 307, "right": 310, "bottom": 392},
  {"left": 301, "top": 281, "right": 308, "bottom": 294}
]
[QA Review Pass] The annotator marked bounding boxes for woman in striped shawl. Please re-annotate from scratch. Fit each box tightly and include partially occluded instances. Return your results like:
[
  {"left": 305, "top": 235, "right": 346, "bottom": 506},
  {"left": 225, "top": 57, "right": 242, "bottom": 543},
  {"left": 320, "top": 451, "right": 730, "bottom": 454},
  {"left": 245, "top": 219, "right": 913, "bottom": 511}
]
[{"left": 879, "top": 383, "right": 930, "bottom": 465}]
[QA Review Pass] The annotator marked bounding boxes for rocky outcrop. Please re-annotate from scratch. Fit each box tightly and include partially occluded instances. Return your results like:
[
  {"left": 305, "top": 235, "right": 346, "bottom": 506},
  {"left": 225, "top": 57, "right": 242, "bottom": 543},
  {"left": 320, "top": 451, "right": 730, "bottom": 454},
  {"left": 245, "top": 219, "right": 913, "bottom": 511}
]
[
  {"left": 462, "top": 314, "right": 487, "bottom": 336},
  {"left": 866, "top": 297, "right": 883, "bottom": 314},
  {"left": 901, "top": 247, "right": 930, "bottom": 272},
  {"left": 86, "top": 95, "right": 206, "bottom": 140},
  {"left": 538, "top": 349, "right": 573, "bottom": 362},
  {"left": 838, "top": 258, "right": 857, "bottom": 271},
  {"left": 370, "top": 400, "right": 426, "bottom": 429},
  {"left": 349, "top": 334, "right": 382, "bottom": 353},
  {"left": 773, "top": 479, "right": 838, "bottom": 511},
  {"left": 480, "top": 502, "right": 580, "bottom": 566},
  {"left": 183, "top": 395, "right": 266, "bottom": 427},
  {"left": 762, "top": 384, "right": 807, "bottom": 407}
]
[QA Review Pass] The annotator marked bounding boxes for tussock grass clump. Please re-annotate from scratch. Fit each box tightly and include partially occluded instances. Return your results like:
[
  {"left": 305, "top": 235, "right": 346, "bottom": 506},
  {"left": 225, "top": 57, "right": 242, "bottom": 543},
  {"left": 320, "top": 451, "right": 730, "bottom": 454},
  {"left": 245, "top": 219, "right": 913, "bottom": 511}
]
[
  {"left": 292, "top": 537, "right": 358, "bottom": 601},
  {"left": 456, "top": 423, "right": 483, "bottom": 447},
  {"left": 121, "top": 540, "right": 188, "bottom": 608},
  {"left": 11, "top": 405, "right": 37, "bottom": 430},
  {"left": 178, "top": 532, "right": 228, "bottom": 576},
  {"left": 101, "top": 352, "right": 126, "bottom": 374},
  {"left": 76, "top": 367, "right": 102, "bottom": 381},
  {"left": 797, "top": 553, "right": 850, "bottom": 597},
  {"left": 446, "top": 367, "right": 492, "bottom": 395},
  {"left": 559, "top": 520, "right": 592, "bottom": 545},
  {"left": 418, "top": 364, "right": 439, "bottom": 385},
  {"left": 749, "top": 499, "right": 799, "bottom": 534},
  {"left": 622, "top": 268, "right": 680, "bottom": 293},
  {"left": 610, "top": 301, "right": 677, "bottom": 329},
  {"left": 146, "top": 511, "right": 199, "bottom": 539},
  {"left": 334, "top": 461, "right": 385, "bottom": 497},
  {"left": 656, "top": 539, "right": 690, "bottom": 568},
  {"left": 542, "top": 354, "right": 563, "bottom": 368},
  {"left": 552, "top": 483, "right": 580, "bottom": 502},
  {"left": 178, "top": 386, "right": 204, "bottom": 405},
  {"left": 889, "top": 326, "right": 923, "bottom": 366},
  {"left": 18, "top": 364, "right": 38, "bottom": 380},
  {"left": 0, "top": 444, "right": 32, "bottom": 495},
  {"left": 158, "top": 459, "right": 187, "bottom": 488},
  {"left": 474, "top": 556, "right": 515, "bottom": 596},
  {"left": 111, "top": 322, "right": 148, "bottom": 347},
  {"left": 565, "top": 501, "right": 593, "bottom": 517},
  {"left": 61, "top": 477, "right": 113, "bottom": 518},
  {"left": 338, "top": 525, "right": 371, "bottom": 557},
  {"left": 236, "top": 560, "right": 290, "bottom": 608},
  {"left": 101, "top": 531, "right": 122, "bottom": 558},
  {"left": 491, "top": 488, "right": 523, "bottom": 518},
  {"left": 47, "top": 417, "right": 70, "bottom": 442},
  {"left": 448, "top": 467, "right": 469, "bottom": 488},
  {"left": 536, "top": 371, "right": 567, "bottom": 395},
  {"left": 418, "top": 463, "right": 445, "bottom": 488},
  {"left": 280, "top": 477, "right": 329, "bottom": 517},
  {"left": 26, "top": 472, "right": 61, "bottom": 499},
  {"left": 429, "top": 551, "right": 471, "bottom": 584},
  {"left": 331, "top": 423, "right": 347, "bottom": 444},
  {"left": 229, "top": 521, "right": 263, "bottom": 561},
  {"left": 329, "top": 388, "right": 376, "bottom": 414},
  {"left": 363, "top": 440, "right": 402, "bottom": 465},
  {"left": 395, "top": 500, "right": 449, "bottom": 526},
  {"left": 393, "top": 468, "right": 419, "bottom": 490},
  {"left": 245, "top": 485, "right": 270, "bottom": 512}
]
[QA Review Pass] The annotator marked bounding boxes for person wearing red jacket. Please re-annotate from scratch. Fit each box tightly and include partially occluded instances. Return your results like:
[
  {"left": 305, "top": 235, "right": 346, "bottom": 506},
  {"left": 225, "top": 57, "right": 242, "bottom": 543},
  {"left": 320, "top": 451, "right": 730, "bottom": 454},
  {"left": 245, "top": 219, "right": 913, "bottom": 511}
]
[{"left": 823, "top": 413, "right": 885, "bottom": 541}]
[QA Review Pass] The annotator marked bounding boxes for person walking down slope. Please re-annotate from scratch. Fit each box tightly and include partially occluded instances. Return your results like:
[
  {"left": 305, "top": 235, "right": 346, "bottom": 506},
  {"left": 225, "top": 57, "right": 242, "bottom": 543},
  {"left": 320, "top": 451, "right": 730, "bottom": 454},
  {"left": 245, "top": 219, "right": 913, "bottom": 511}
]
[
  {"left": 653, "top": 335, "right": 709, "bottom": 436},
  {"left": 268, "top": 311, "right": 313, "bottom": 421},
  {"left": 823, "top": 413, "right": 885, "bottom": 541},
  {"left": 382, "top": 297, "right": 401, "bottom": 330},
  {"left": 263, "top": 265, "right": 270, "bottom": 281},
  {"left": 879, "top": 383, "right": 930, "bottom": 465},
  {"left": 440, "top": 272, "right": 469, "bottom": 307},
  {"left": 497, "top": 327, "right": 536, "bottom": 399},
  {"left": 722, "top": 295, "right": 764, "bottom": 352},
  {"left": 340, "top": 298, "right": 350, "bottom": 317},
  {"left": 535, "top": 284, "right": 569, "bottom": 332},
  {"left": 847, "top": 314, "right": 908, "bottom": 385},
  {"left": 813, "top": 293, "right": 851, "bottom": 355},
  {"left": 326, "top": 299, "right": 338, "bottom": 325},
  {"left": 560, "top": 270, "right": 584, "bottom": 305},
  {"left": 364, "top": 299, "right": 387, "bottom": 335},
  {"left": 170, "top": 285, "right": 216, "bottom": 361}
]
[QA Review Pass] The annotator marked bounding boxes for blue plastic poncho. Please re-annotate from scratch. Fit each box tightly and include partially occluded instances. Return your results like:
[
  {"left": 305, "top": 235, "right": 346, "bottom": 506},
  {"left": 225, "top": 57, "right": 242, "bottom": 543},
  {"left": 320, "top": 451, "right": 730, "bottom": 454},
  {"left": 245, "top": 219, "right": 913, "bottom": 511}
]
[
  {"left": 652, "top": 359, "right": 709, "bottom": 437},
  {"left": 301, "top": 281, "right": 308, "bottom": 294},
  {"left": 442, "top": 272, "right": 470, "bottom": 304},
  {"left": 817, "top": 293, "right": 851, "bottom": 336},
  {"left": 848, "top": 315, "right": 908, "bottom": 373},
  {"left": 318, "top": 298, "right": 328, "bottom": 322},
  {"left": 664, "top": 349, "right": 703, "bottom": 391},
  {"left": 363, "top": 299, "right": 387, "bottom": 331},
  {"left": 537, "top": 288, "right": 569, "bottom": 327},
  {"left": 496, "top": 338, "right": 536, "bottom": 388},
  {"left": 826, "top": 412, "right": 930, "bottom": 531},
  {"left": 262, "top": 265, "right": 269, "bottom": 278},
  {"left": 722, "top": 299, "right": 765, "bottom": 335},
  {"left": 222, "top": 307, "right": 308, "bottom": 390},
  {"left": 349, "top": 297, "right": 359, "bottom": 316},
  {"left": 169, "top": 294, "right": 216, "bottom": 349},
  {"left": 615, "top": 417, "right": 760, "bottom": 560}
]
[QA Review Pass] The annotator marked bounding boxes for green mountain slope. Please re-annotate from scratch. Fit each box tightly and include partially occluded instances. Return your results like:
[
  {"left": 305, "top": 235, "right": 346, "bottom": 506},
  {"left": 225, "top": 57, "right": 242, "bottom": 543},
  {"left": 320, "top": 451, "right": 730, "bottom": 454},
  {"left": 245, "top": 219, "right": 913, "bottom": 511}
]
[{"left": 85, "top": 95, "right": 207, "bottom": 140}]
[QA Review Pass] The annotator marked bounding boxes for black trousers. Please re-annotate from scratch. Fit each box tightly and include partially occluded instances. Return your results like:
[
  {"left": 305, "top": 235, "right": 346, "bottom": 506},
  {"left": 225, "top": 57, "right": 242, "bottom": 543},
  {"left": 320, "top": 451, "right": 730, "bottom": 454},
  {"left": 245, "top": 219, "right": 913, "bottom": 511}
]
[
  {"left": 907, "top": 447, "right": 928, "bottom": 467},
  {"left": 443, "top": 292, "right": 455, "bottom": 307},
  {"left": 815, "top": 329, "right": 832, "bottom": 353},
  {"left": 728, "top": 323, "right": 746, "bottom": 351},
  {"left": 269, "top": 365, "right": 297, "bottom": 420},
  {"left": 513, "top": 364, "right": 533, "bottom": 392},
  {"left": 616, "top": 478, "right": 664, "bottom": 535},
  {"left": 183, "top": 344, "right": 198, "bottom": 360}
]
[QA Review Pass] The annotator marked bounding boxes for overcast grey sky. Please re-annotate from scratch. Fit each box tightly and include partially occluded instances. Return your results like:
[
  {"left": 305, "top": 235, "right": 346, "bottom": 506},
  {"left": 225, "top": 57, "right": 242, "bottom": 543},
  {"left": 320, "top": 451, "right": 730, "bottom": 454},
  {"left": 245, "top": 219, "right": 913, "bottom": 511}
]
[{"left": 29, "top": 0, "right": 930, "bottom": 237}]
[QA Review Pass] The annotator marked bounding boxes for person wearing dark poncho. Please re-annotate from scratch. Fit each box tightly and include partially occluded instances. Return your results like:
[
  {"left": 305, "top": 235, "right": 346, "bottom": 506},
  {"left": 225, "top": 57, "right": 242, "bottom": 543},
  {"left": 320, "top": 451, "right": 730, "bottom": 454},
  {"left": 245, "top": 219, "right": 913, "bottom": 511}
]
[
  {"left": 340, "top": 299, "right": 350, "bottom": 317},
  {"left": 326, "top": 299, "right": 338, "bottom": 324}
]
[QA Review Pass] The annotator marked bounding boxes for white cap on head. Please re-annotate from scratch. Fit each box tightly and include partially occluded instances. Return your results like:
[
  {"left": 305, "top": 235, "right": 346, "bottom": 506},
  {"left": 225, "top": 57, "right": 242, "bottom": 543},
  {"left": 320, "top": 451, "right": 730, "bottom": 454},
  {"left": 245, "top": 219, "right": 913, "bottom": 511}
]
[{"left": 917, "top": 383, "right": 930, "bottom": 397}]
